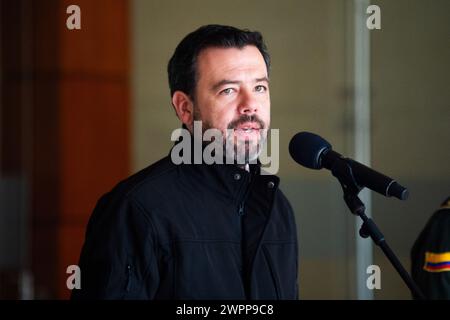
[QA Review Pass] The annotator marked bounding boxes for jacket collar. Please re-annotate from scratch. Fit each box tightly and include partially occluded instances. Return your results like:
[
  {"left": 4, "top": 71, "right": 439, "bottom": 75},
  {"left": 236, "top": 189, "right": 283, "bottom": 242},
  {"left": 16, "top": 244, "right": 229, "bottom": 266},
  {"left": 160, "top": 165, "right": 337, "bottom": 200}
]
[{"left": 168, "top": 133, "right": 277, "bottom": 201}]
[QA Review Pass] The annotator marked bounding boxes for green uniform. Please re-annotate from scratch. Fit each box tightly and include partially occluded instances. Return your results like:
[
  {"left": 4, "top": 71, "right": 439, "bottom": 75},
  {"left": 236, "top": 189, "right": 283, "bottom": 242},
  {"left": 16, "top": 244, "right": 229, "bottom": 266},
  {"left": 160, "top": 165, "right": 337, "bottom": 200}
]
[{"left": 411, "top": 197, "right": 450, "bottom": 299}]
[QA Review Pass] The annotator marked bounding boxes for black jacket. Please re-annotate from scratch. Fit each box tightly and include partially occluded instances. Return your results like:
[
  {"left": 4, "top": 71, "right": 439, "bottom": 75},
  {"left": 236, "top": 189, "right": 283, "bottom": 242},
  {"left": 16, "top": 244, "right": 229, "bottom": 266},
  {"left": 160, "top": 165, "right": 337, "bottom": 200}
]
[{"left": 72, "top": 154, "right": 299, "bottom": 300}]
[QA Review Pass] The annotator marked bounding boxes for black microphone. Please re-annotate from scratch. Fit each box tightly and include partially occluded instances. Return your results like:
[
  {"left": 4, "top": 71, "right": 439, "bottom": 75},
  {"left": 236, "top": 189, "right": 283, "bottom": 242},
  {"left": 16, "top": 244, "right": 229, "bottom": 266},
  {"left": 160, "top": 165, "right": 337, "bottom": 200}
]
[{"left": 289, "top": 131, "right": 409, "bottom": 200}]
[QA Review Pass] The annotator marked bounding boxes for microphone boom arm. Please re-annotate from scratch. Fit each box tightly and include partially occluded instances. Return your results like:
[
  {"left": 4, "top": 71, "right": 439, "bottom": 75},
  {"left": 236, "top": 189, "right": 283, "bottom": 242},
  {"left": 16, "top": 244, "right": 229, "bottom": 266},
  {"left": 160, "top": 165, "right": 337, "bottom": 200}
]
[{"left": 330, "top": 158, "right": 425, "bottom": 300}]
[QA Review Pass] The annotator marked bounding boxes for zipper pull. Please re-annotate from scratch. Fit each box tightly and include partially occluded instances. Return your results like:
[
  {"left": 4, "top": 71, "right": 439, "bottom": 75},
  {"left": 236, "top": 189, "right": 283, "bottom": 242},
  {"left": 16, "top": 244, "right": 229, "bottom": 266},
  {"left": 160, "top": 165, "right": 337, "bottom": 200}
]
[
  {"left": 126, "top": 264, "right": 132, "bottom": 292},
  {"left": 238, "top": 203, "right": 245, "bottom": 216}
]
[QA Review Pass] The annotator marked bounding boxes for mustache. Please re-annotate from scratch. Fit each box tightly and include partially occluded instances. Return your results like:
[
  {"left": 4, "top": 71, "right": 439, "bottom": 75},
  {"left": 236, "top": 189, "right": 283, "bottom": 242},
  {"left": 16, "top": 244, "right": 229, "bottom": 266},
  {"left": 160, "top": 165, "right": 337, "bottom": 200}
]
[{"left": 227, "top": 114, "right": 266, "bottom": 130}]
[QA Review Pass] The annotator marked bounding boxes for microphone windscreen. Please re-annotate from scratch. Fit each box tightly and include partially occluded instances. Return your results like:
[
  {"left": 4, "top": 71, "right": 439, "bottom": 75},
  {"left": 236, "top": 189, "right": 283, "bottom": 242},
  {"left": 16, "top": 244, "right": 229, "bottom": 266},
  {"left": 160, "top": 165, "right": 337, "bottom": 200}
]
[{"left": 288, "top": 132, "right": 331, "bottom": 169}]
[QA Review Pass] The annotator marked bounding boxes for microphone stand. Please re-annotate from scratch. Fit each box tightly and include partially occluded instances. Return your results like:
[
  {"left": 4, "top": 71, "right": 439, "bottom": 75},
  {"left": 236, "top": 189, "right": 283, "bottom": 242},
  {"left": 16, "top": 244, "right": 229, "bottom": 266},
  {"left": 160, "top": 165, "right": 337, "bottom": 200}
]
[{"left": 330, "top": 158, "right": 426, "bottom": 300}]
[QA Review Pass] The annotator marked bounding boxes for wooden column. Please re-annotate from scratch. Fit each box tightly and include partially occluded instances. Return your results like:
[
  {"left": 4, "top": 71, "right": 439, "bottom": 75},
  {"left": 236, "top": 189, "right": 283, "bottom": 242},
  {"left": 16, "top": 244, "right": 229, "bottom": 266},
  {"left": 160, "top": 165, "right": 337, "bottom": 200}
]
[{"left": 29, "top": 0, "right": 130, "bottom": 299}]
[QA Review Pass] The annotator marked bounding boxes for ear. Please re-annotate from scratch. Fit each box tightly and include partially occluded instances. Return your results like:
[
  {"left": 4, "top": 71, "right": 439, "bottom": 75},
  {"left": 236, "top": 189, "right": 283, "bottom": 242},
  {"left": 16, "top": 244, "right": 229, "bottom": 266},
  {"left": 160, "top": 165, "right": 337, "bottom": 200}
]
[{"left": 172, "top": 91, "right": 194, "bottom": 129}]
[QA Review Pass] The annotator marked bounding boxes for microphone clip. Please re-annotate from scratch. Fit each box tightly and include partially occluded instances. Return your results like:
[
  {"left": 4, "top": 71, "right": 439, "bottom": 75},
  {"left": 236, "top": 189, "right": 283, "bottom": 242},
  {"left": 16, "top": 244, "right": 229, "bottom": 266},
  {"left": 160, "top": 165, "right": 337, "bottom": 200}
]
[{"left": 329, "top": 157, "right": 365, "bottom": 215}]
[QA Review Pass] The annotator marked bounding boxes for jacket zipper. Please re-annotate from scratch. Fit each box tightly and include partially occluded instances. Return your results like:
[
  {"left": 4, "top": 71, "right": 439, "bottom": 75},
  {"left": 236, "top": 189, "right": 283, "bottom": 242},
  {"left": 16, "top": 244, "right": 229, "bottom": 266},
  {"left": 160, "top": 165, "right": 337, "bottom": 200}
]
[
  {"left": 126, "top": 264, "right": 132, "bottom": 292},
  {"left": 237, "top": 175, "right": 253, "bottom": 299},
  {"left": 237, "top": 176, "right": 253, "bottom": 216}
]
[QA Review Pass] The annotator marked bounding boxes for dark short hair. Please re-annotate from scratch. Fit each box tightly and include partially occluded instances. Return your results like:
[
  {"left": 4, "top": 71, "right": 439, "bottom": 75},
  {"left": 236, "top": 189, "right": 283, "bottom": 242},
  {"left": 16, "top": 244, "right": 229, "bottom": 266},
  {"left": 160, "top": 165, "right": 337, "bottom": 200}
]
[{"left": 167, "top": 24, "right": 271, "bottom": 100}]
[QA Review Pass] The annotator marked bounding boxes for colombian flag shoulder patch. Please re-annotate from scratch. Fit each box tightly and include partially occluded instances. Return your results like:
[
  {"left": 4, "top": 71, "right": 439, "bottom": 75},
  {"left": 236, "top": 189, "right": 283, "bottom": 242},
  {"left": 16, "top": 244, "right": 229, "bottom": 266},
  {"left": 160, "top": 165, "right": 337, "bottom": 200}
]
[{"left": 424, "top": 252, "right": 450, "bottom": 272}]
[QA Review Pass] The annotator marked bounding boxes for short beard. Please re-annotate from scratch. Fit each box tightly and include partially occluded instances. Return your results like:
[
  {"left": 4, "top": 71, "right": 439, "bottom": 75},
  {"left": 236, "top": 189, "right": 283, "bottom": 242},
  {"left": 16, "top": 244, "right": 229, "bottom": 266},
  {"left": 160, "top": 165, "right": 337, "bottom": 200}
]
[{"left": 193, "top": 107, "right": 267, "bottom": 164}]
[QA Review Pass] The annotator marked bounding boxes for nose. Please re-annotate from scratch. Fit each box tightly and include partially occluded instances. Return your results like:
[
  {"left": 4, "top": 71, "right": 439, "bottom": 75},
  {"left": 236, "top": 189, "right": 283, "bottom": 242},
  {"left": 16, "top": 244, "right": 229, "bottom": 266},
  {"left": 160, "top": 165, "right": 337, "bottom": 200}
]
[{"left": 237, "top": 89, "right": 258, "bottom": 115}]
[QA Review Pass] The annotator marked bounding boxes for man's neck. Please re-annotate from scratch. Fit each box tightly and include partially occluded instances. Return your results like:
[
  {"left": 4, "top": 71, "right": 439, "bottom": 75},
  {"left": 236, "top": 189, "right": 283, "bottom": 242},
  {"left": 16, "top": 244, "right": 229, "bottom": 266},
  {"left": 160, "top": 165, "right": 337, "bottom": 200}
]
[{"left": 236, "top": 163, "right": 250, "bottom": 172}]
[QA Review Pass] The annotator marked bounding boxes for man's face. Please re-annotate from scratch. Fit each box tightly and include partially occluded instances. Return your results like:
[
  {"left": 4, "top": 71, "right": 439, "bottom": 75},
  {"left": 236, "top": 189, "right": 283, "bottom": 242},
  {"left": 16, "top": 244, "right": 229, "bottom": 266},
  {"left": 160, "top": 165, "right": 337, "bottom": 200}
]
[{"left": 193, "top": 45, "right": 270, "bottom": 162}]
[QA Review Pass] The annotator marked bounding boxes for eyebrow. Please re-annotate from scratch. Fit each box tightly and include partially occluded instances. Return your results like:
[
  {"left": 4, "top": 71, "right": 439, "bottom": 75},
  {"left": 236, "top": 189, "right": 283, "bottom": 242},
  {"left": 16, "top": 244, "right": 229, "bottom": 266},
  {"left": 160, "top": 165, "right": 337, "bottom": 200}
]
[{"left": 211, "top": 77, "right": 270, "bottom": 91}]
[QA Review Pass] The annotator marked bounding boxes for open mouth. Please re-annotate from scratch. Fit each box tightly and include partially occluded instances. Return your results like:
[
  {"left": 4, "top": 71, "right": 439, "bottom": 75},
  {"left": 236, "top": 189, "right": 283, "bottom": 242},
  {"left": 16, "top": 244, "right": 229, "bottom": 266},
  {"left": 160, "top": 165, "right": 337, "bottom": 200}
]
[{"left": 235, "top": 122, "right": 261, "bottom": 134}]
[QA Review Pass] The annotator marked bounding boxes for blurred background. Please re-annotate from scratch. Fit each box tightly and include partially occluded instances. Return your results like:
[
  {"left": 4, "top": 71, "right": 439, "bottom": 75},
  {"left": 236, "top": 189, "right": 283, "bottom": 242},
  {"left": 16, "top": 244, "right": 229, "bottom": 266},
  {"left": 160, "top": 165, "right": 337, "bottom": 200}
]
[{"left": 0, "top": 0, "right": 449, "bottom": 299}]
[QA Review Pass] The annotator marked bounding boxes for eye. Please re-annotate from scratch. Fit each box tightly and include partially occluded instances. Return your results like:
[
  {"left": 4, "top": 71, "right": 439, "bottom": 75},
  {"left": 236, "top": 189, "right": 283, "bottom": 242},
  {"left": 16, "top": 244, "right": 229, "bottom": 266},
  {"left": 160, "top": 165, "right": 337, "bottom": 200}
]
[
  {"left": 220, "top": 88, "right": 236, "bottom": 95},
  {"left": 255, "top": 85, "right": 267, "bottom": 93}
]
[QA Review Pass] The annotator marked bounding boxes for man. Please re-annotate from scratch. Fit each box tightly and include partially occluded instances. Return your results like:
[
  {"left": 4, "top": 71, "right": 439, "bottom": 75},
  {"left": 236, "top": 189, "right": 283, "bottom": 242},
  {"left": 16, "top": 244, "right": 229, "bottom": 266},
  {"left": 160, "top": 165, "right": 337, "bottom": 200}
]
[
  {"left": 72, "top": 25, "right": 298, "bottom": 300},
  {"left": 411, "top": 196, "right": 450, "bottom": 299}
]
